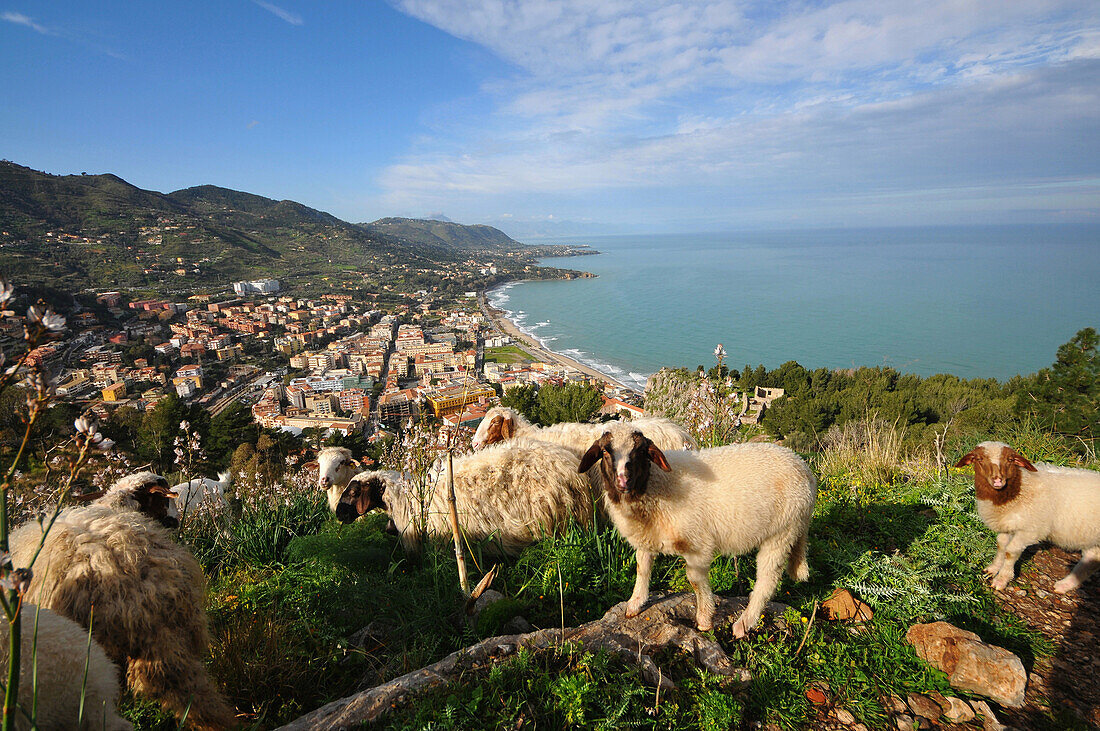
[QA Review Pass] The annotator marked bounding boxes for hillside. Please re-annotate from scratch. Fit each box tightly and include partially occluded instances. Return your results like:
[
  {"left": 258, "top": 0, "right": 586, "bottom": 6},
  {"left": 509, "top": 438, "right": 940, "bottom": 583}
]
[{"left": 0, "top": 161, "right": 584, "bottom": 293}]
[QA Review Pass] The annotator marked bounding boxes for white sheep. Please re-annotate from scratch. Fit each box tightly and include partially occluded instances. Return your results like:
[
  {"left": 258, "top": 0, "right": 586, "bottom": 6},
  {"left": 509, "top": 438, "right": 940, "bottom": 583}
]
[
  {"left": 579, "top": 429, "right": 816, "bottom": 636},
  {"left": 168, "top": 471, "right": 232, "bottom": 521},
  {"left": 335, "top": 438, "right": 593, "bottom": 554},
  {"left": 471, "top": 406, "right": 698, "bottom": 454},
  {"left": 0, "top": 604, "right": 130, "bottom": 731},
  {"left": 9, "top": 472, "right": 236, "bottom": 730},
  {"left": 303, "top": 447, "right": 362, "bottom": 511},
  {"left": 956, "top": 441, "right": 1100, "bottom": 593}
]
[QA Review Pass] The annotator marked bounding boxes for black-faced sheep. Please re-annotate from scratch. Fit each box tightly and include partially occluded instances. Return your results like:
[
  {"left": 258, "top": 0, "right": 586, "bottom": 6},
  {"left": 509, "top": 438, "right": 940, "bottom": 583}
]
[
  {"left": 335, "top": 438, "right": 593, "bottom": 555},
  {"left": 303, "top": 446, "right": 362, "bottom": 511},
  {"left": 9, "top": 472, "right": 236, "bottom": 730},
  {"left": 0, "top": 604, "right": 130, "bottom": 730},
  {"left": 956, "top": 441, "right": 1100, "bottom": 593},
  {"left": 579, "top": 430, "right": 816, "bottom": 636}
]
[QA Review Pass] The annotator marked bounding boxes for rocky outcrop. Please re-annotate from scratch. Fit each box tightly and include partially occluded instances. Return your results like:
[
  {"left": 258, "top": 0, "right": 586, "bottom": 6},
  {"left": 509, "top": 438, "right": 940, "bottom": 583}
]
[{"left": 906, "top": 621, "right": 1027, "bottom": 707}]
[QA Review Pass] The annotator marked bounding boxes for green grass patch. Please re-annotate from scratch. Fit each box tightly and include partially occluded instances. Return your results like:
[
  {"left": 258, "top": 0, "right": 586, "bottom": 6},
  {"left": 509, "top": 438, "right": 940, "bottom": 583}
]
[{"left": 484, "top": 345, "right": 532, "bottom": 364}]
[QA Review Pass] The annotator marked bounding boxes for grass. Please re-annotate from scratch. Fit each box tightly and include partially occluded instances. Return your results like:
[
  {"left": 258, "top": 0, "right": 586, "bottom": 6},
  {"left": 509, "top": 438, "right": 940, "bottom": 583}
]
[
  {"left": 116, "top": 422, "right": 1096, "bottom": 729},
  {"left": 483, "top": 345, "right": 532, "bottom": 364}
]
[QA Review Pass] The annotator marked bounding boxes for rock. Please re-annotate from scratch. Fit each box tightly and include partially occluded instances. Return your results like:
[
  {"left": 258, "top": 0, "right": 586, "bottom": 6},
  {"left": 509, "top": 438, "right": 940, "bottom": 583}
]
[
  {"left": 501, "top": 615, "right": 535, "bottom": 634},
  {"left": 906, "top": 622, "right": 1027, "bottom": 707},
  {"left": 833, "top": 707, "right": 856, "bottom": 724},
  {"left": 943, "top": 696, "right": 976, "bottom": 723},
  {"left": 893, "top": 713, "right": 916, "bottom": 731},
  {"left": 347, "top": 619, "right": 398, "bottom": 649},
  {"left": 822, "top": 588, "right": 873, "bottom": 622},
  {"left": 883, "top": 695, "right": 908, "bottom": 715},
  {"left": 472, "top": 589, "right": 505, "bottom": 614},
  {"left": 969, "top": 699, "right": 1006, "bottom": 731},
  {"left": 906, "top": 693, "right": 941, "bottom": 721},
  {"left": 806, "top": 681, "right": 832, "bottom": 706}
]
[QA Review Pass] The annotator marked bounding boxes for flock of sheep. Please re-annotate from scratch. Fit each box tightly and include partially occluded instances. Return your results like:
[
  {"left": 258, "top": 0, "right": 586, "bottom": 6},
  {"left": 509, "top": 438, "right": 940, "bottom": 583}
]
[{"left": 6, "top": 406, "right": 1099, "bottom": 729}]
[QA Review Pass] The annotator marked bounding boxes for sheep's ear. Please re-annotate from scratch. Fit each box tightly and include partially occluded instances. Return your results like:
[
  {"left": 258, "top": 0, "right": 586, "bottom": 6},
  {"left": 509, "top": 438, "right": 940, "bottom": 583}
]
[
  {"left": 302, "top": 461, "right": 319, "bottom": 471},
  {"left": 1007, "top": 449, "right": 1038, "bottom": 472},
  {"left": 578, "top": 441, "right": 603, "bottom": 473},
  {"left": 954, "top": 449, "right": 980, "bottom": 468},
  {"left": 647, "top": 443, "right": 672, "bottom": 472},
  {"left": 71, "top": 489, "right": 106, "bottom": 503},
  {"left": 501, "top": 416, "right": 515, "bottom": 439},
  {"left": 351, "top": 458, "right": 362, "bottom": 468}
]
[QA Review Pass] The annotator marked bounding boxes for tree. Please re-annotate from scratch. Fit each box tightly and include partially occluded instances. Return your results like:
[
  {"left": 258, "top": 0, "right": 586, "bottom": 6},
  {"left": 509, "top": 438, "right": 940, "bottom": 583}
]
[
  {"left": 536, "top": 383, "right": 604, "bottom": 426},
  {"left": 501, "top": 384, "right": 539, "bottom": 424},
  {"left": 208, "top": 400, "right": 259, "bottom": 467},
  {"left": 1019, "top": 327, "right": 1099, "bottom": 440}
]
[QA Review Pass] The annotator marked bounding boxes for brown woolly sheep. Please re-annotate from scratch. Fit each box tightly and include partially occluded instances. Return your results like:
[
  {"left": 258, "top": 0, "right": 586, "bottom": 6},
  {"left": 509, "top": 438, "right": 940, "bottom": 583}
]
[{"left": 9, "top": 472, "right": 236, "bottom": 730}]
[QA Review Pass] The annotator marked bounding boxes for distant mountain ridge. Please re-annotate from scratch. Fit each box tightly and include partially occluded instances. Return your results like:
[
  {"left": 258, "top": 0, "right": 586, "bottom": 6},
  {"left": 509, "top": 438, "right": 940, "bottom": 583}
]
[{"left": 0, "top": 161, "right": 565, "bottom": 292}]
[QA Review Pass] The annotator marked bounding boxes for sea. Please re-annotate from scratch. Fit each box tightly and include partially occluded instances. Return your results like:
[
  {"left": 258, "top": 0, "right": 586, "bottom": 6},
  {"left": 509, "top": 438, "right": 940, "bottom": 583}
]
[{"left": 486, "top": 225, "right": 1100, "bottom": 392}]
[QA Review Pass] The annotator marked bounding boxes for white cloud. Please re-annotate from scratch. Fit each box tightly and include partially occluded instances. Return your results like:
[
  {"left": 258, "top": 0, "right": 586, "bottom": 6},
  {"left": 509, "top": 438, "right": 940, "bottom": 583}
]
[
  {"left": 252, "top": 0, "right": 303, "bottom": 26},
  {"left": 378, "top": 0, "right": 1100, "bottom": 226},
  {"left": 2, "top": 11, "right": 52, "bottom": 35}
]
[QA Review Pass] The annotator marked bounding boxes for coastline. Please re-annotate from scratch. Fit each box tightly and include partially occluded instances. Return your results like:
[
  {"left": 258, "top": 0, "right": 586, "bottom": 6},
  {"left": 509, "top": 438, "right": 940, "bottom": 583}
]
[{"left": 478, "top": 286, "right": 638, "bottom": 395}]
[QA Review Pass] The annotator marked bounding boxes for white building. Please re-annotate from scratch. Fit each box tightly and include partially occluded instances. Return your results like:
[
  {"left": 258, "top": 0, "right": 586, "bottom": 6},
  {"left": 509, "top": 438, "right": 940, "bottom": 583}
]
[{"left": 233, "top": 279, "right": 281, "bottom": 296}]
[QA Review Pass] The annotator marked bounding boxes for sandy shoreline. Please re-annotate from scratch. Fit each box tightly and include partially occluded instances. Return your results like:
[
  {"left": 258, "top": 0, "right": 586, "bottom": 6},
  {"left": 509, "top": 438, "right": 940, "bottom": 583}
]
[{"left": 478, "top": 287, "right": 638, "bottom": 395}]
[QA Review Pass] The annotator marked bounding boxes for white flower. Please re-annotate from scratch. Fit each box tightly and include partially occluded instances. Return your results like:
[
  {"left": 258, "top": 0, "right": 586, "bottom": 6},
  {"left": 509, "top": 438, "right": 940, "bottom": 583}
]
[
  {"left": 74, "top": 416, "right": 97, "bottom": 435},
  {"left": 713, "top": 344, "right": 726, "bottom": 360},
  {"left": 41, "top": 311, "right": 66, "bottom": 332},
  {"left": 0, "top": 278, "right": 13, "bottom": 307}
]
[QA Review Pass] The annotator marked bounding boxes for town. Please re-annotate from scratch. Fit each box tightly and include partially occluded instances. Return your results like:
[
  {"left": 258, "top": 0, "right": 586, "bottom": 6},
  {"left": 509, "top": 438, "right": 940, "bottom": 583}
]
[{"left": 13, "top": 275, "right": 644, "bottom": 445}]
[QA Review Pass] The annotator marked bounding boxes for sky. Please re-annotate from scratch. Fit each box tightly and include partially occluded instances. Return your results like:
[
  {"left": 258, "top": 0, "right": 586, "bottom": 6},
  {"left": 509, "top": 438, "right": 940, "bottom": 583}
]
[{"left": 3, "top": 1, "right": 1099, "bottom": 238}]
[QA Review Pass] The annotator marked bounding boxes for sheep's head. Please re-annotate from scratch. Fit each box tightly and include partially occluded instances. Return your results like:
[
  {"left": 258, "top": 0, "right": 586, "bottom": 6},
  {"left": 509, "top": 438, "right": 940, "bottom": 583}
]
[
  {"left": 335, "top": 472, "right": 388, "bottom": 523},
  {"left": 471, "top": 408, "right": 520, "bottom": 449},
  {"left": 102, "top": 471, "right": 179, "bottom": 528},
  {"left": 955, "top": 441, "right": 1037, "bottom": 505},
  {"left": 579, "top": 429, "right": 670, "bottom": 504},
  {"left": 304, "top": 447, "right": 361, "bottom": 511}
]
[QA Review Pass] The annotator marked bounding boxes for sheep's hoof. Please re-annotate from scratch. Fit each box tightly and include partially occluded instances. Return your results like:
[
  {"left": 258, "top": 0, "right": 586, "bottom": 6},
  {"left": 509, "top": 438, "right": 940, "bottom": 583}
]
[
  {"left": 625, "top": 600, "right": 644, "bottom": 618},
  {"left": 696, "top": 619, "right": 713, "bottom": 632},
  {"left": 990, "top": 576, "right": 1012, "bottom": 591},
  {"left": 983, "top": 564, "right": 999, "bottom": 577},
  {"left": 730, "top": 618, "right": 748, "bottom": 639},
  {"left": 1053, "top": 576, "right": 1079, "bottom": 594}
]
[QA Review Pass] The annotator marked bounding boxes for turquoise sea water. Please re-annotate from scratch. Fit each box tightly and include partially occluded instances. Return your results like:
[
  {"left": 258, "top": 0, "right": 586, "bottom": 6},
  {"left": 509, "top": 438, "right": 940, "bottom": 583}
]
[{"left": 487, "top": 225, "right": 1100, "bottom": 391}]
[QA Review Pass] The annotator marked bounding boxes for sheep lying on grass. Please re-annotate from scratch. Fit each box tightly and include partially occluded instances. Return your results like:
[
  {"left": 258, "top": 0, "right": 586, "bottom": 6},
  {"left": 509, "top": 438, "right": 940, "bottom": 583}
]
[
  {"left": 304, "top": 447, "right": 362, "bottom": 511},
  {"left": 471, "top": 406, "right": 698, "bottom": 453},
  {"left": 0, "top": 604, "right": 131, "bottom": 731},
  {"left": 956, "top": 441, "right": 1100, "bottom": 593},
  {"left": 579, "top": 430, "right": 816, "bottom": 636},
  {"left": 10, "top": 472, "right": 236, "bottom": 730},
  {"left": 335, "top": 438, "right": 593, "bottom": 555}
]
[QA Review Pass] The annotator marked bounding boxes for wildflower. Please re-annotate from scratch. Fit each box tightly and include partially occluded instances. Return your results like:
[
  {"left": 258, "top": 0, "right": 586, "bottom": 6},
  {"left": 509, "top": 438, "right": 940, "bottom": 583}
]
[
  {"left": 714, "top": 344, "right": 726, "bottom": 361},
  {"left": 0, "top": 277, "right": 13, "bottom": 307}
]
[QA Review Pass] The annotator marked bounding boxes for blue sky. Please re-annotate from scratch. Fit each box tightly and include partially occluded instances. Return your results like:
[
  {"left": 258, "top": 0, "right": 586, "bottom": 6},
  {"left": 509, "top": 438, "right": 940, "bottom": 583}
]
[{"left": 3, "top": 1, "right": 1098, "bottom": 238}]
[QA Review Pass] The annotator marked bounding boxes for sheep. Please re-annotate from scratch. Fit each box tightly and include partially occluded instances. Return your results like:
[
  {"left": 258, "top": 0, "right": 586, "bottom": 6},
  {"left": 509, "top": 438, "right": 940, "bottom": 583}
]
[
  {"left": 335, "top": 438, "right": 594, "bottom": 555},
  {"left": 168, "top": 471, "right": 232, "bottom": 522},
  {"left": 9, "top": 472, "right": 237, "bottom": 730},
  {"left": 303, "top": 447, "right": 362, "bottom": 511},
  {"left": 579, "top": 429, "right": 816, "bottom": 636},
  {"left": 0, "top": 604, "right": 131, "bottom": 730},
  {"left": 955, "top": 441, "right": 1100, "bottom": 593},
  {"left": 471, "top": 406, "right": 698, "bottom": 454}
]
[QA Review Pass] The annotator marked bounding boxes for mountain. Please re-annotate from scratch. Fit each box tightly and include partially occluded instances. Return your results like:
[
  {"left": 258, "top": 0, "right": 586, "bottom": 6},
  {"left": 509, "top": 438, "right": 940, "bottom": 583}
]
[
  {"left": 0, "top": 162, "right": 580, "bottom": 293},
  {"left": 359, "top": 217, "right": 527, "bottom": 255}
]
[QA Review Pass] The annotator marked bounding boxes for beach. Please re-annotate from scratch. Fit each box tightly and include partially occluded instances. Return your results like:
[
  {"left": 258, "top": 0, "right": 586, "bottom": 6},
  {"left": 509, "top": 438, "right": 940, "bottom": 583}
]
[{"left": 478, "top": 291, "right": 637, "bottom": 394}]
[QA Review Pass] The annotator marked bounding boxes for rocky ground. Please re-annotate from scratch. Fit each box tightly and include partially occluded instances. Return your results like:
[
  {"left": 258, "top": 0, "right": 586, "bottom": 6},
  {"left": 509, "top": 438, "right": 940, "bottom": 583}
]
[{"left": 994, "top": 546, "right": 1100, "bottom": 729}]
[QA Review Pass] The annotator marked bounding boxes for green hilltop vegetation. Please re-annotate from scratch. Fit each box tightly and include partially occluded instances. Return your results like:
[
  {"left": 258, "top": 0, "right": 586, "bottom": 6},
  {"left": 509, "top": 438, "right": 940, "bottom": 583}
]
[{"left": 0, "top": 160, "right": 589, "bottom": 295}]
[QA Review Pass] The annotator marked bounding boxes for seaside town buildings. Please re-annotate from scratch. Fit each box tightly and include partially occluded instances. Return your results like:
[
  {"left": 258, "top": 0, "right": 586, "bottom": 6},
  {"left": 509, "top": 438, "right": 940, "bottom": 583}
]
[{"left": 13, "top": 277, "right": 643, "bottom": 449}]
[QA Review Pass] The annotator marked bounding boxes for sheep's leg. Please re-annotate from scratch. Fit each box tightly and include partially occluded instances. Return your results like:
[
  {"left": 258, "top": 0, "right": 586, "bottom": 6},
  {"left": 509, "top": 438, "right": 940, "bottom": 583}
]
[
  {"left": 685, "top": 559, "right": 716, "bottom": 631},
  {"left": 732, "top": 542, "right": 787, "bottom": 639},
  {"left": 786, "top": 530, "right": 810, "bottom": 581},
  {"left": 985, "top": 533, "right": 1010, "bottom": 577},
  {"left": 990, "top": 533, "right": 1035, "bottom": 591},
  {"left": 625, "top": 549, "right": 654, "bottom": 617},
  {"left": 128, "top": 654, "right": 236, "bottom": 731},
  {"left": 1054, "top": 546, "right": 1100, "bottom": 594}
]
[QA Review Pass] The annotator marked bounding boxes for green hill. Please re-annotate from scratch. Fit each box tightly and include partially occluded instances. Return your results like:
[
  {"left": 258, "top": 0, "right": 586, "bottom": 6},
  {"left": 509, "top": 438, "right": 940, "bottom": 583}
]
[{"left": 0, "top": 161, "right": 579, "bottom": 293}]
